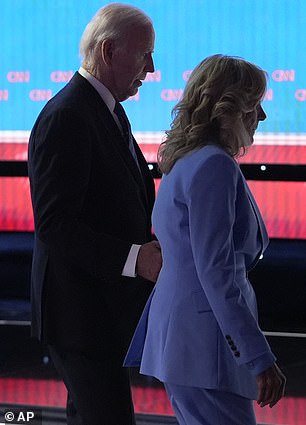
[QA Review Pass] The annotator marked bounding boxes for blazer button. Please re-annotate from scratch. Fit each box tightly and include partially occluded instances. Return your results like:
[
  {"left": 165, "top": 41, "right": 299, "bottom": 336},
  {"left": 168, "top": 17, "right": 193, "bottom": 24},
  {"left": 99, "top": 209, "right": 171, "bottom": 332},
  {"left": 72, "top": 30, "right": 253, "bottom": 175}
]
[
  {"left": 231, "top": 345, "right": 237, "bottom": 351},
  {"left": 234, "top": 351, "right": 240, "bottom": 357},
  {"left": 225, "top": 335, "right": 231, "bottom": 341}
]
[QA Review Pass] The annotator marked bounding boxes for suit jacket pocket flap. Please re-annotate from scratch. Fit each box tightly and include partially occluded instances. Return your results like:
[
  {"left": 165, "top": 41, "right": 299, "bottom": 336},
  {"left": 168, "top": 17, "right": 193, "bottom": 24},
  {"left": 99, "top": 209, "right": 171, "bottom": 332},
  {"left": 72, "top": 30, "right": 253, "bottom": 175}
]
[{"left": 192, "top": 290, "right": 211, "bottom": 313}]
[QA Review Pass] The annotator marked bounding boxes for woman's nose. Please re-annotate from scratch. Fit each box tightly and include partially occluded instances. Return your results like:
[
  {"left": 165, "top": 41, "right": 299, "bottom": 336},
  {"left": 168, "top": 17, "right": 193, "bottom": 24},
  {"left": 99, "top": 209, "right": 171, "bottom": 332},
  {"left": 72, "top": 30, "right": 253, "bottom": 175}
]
[{"left": 258, "top": 104, "right": 267, "bottom": 121}]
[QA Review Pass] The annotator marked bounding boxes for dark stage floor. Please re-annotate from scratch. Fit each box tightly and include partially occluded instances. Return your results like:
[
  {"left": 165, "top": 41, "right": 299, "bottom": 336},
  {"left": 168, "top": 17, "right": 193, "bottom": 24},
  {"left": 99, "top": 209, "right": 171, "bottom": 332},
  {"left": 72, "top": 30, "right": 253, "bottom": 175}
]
[{"left": 0, "top": 323, "right": 305, "bottom": 425}]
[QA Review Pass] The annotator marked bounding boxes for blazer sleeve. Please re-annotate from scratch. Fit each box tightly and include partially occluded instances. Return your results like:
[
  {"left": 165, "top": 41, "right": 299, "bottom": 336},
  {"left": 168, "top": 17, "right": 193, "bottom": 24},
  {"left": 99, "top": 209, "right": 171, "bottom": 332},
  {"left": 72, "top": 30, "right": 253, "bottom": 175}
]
[
  {"left": 186, "top": 153, "right": 275, "bottom": 371},
  {"left": 28, "top": 106, "right": 132, "bottom": 282}
]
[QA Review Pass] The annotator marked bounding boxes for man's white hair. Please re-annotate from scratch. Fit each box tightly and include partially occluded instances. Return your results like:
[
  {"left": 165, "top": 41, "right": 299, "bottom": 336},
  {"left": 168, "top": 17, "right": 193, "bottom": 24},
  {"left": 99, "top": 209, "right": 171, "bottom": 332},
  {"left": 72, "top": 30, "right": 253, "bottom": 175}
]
[{"left": 80, "top": 3, "right": 152, "bottom": 72}]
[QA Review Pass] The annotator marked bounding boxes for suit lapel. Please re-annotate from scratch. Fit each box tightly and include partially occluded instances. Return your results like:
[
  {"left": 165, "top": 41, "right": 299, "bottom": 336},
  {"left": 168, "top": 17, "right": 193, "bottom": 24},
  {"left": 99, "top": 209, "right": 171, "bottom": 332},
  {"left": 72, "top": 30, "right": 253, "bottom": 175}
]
[
  {"left": 97, "top": 108, "right": 150, "bottom": 209},
  {"left": 245, "top": 182, "right": 269, "bottom": 252},
  {"left": 69, "top": 73, "right": 151, "bottom": 210},
  {"left": 235, "top": 157, "right": 268, "bottom": 252}
]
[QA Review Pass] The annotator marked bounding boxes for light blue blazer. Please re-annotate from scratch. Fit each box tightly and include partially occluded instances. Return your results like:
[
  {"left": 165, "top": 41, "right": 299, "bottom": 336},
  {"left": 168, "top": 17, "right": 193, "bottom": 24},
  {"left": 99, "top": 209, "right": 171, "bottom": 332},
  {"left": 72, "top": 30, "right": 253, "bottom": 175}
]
[{"left": 125, "top": 145, "right": 276, "bottom": 399}]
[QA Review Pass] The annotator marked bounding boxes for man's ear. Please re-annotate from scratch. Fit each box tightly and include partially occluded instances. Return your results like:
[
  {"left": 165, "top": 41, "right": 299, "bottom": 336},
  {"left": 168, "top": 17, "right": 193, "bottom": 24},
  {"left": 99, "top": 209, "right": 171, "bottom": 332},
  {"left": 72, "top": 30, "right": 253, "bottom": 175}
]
[{"left": 101, "top": 39, "right": 113, "bottom": 65}]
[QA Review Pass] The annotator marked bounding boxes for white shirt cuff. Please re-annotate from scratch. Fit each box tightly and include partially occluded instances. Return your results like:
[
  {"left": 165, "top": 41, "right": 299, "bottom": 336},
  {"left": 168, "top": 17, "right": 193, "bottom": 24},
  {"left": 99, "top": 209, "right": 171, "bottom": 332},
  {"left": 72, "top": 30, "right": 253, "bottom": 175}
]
[{"left": 122, "top": 244, "right": 141, "bottom": 277}]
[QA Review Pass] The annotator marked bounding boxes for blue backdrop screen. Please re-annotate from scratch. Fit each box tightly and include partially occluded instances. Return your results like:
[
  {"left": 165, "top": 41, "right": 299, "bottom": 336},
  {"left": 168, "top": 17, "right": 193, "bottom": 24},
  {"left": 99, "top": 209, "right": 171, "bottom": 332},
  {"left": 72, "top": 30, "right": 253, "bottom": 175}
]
[
  {"left": 0, "top": 0, "right": 306, "bottom": 134},
  {"left": 0, "top": 1, "right": 306, "bottom": 237}
]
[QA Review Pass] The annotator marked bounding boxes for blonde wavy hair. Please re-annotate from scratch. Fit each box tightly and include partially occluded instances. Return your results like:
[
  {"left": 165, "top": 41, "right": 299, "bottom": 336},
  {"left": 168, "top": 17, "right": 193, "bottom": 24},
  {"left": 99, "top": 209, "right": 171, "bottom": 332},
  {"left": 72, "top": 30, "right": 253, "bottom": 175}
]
[{"left": 158, "top": 54, "right": 267, "bottom": 174}]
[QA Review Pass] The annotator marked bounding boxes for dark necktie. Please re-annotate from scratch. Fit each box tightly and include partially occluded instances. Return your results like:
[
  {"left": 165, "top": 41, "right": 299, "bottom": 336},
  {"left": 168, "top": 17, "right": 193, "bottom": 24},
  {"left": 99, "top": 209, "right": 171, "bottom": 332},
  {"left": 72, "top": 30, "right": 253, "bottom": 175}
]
[
  {"left": 114, "top": 101, "right": 140, "bottom": 168},
  {"left": 114, "top": 101, "right": 131, "bottom": 145}
]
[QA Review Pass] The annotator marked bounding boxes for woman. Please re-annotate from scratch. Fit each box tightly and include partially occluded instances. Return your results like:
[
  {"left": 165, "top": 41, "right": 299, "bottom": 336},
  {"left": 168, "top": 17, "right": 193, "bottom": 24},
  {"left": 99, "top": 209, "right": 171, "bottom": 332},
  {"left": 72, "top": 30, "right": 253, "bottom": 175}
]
[{"left": 125, "top": 54, "right": 286, "bottom": 425}]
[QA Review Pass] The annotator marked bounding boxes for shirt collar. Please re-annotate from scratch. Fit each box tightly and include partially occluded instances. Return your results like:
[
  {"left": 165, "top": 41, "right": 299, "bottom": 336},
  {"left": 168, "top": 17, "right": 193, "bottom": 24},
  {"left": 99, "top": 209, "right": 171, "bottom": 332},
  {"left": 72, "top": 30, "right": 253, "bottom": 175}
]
[{"left": 78, "top": 67, "right": 116, "bottom": 113}]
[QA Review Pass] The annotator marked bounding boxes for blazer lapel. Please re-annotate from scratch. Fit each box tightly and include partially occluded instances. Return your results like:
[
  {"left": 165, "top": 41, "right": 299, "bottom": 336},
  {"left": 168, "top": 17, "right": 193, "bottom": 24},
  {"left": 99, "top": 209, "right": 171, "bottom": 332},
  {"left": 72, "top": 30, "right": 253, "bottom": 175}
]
[
  {"left": 70, "top": 72, "right": 151, "bottom": 210},
  {"left": 100, "top": 114, "right": 150, "bottom": 209},
  {"left": 245, "top": 183, "right": 269, "bottom": 252}
]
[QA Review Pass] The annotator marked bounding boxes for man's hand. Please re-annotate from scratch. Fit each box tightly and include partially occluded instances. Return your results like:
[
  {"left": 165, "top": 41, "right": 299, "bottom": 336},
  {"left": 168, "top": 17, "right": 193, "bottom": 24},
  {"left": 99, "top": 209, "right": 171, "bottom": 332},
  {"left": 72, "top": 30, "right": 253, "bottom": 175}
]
[
  {"left": 256, "top": 363, "right": 286, "bottom": 408},
  {"left": 136, "top": 240, "right": 162, "bottom": 282}
]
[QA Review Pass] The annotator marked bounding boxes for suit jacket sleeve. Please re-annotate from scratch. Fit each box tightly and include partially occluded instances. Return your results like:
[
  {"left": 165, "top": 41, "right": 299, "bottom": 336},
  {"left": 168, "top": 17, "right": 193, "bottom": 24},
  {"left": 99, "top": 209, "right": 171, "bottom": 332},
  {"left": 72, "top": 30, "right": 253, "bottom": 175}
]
[
  {"left": 187, "top": 153, "right": 275, "bottom": 370},
  {"left": 29, "top": 106, "right": 134, "bottom": 282}
]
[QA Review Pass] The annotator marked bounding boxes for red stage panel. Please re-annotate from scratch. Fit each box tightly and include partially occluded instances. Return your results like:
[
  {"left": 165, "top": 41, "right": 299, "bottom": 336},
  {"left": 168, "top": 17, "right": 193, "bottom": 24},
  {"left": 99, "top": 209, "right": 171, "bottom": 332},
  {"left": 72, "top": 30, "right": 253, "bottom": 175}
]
[
  {"left": 0, "top": 136, "right": 305, "bottom": 239},
  {"left": 248, "top": 180, "right": 306, "bottom": 239},
  {"left": 140, "top": 142, "right": 306, "bottom": 165},
  {"left": 0, "top": 177, "right": 33, "bottom": 231}
]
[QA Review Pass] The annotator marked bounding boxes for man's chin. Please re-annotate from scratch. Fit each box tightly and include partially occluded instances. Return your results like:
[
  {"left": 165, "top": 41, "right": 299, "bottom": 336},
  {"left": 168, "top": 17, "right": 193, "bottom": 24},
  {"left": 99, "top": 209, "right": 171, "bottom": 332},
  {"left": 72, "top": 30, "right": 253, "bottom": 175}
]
[
  {"left": 118, "top": 87, "right": 139, "bottom": 102},
  {"left": 128, "top": 87, "right": 139, "bottom": 99}
]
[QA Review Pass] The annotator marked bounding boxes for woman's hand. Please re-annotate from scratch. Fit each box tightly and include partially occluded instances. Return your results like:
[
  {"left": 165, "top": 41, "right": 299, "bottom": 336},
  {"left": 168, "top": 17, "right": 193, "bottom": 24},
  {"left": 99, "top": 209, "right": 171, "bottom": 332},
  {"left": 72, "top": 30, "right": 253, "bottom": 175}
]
[{"left": 256, "top": 363, "right": 286, "bottom": 408}]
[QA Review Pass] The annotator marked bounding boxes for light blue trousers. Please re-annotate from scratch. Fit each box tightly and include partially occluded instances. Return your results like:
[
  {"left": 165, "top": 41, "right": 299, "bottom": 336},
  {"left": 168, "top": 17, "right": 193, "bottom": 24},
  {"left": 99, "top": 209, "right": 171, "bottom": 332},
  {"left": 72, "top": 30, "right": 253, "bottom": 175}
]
[{"left": 164, "top": 383, "right": 256, "bottom": 425}]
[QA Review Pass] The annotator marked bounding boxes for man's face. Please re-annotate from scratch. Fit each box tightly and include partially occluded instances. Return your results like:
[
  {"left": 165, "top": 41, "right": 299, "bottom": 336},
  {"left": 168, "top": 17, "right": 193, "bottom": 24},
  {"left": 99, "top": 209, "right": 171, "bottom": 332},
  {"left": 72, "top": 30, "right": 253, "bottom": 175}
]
[{"left": 109, "top": 24, "right": 155, "bottom": 101}]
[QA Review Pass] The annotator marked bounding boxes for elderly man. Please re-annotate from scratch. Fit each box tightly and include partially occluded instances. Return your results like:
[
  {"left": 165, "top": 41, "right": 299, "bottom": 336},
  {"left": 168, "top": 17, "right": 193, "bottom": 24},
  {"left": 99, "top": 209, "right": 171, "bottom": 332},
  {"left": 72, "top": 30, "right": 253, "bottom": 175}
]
[{"left": 28, "top": 3, "right": 161, "bottom": 425}]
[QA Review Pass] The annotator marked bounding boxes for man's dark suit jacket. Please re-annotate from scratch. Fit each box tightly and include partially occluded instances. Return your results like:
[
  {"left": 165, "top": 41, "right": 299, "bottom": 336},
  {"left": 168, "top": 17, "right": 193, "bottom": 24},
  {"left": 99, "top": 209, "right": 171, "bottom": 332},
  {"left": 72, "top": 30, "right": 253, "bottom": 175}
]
[{"left": 28, "top": 72, "right": 155, "bottom": 361}]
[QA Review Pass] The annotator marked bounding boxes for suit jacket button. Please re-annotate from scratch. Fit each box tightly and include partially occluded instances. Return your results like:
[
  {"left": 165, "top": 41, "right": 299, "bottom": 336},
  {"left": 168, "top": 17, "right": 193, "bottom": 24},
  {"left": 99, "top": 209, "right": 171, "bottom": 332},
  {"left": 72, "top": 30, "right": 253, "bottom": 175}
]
[
  {"left": 231, "top": 345, "right": 237, "bottom": 351},
  {"left": 234, "top": 351, "right": 240, "bottom": 357},
  {"left": 225, "top": 335, "right": 231, "bottom": 340}
]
